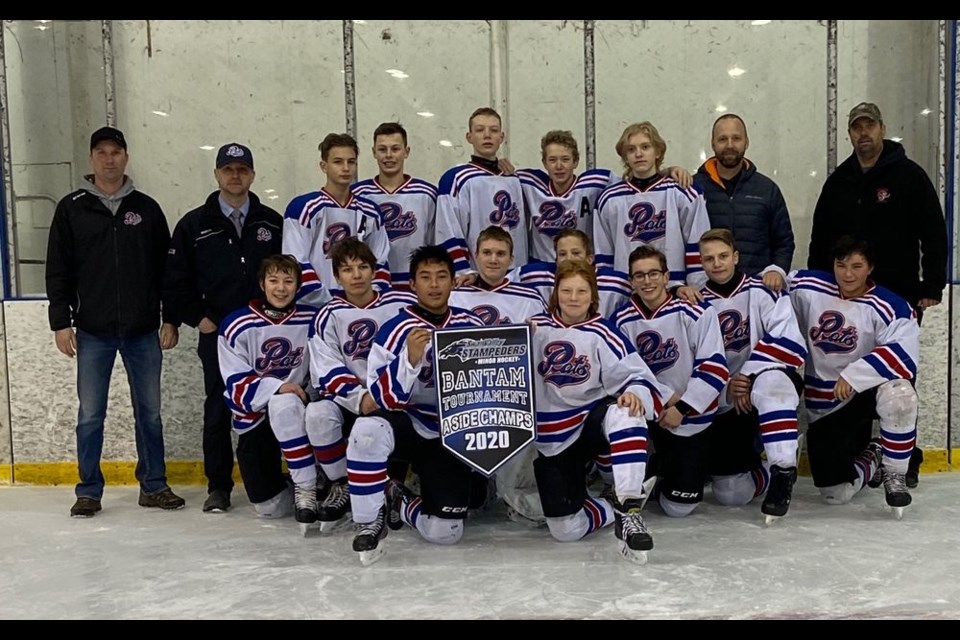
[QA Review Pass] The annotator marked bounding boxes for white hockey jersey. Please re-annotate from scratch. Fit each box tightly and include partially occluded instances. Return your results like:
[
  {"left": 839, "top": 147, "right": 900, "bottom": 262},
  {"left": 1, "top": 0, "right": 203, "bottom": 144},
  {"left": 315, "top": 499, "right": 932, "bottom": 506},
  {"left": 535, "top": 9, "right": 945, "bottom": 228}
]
[
  {"left": 367, "top": 305, "right": 486, "bottom": 439},
  {"left": 529, "top": 312, "right": 672, "bottom": 457},
  {"left": 218, "top": 301, "right": 318, "bottom": 434},
  {"left": 700, "top": 273, "right": 807, "bottom": 412},
  {"left": 612, "top": 295, "right": 728, "bottom": 436},
  {"left": 517, "top": 168, "right": 615, "bottom": 262},
  {"left": 308, "top": 289, "right": 418, "bottom": 415},
  {"left": 448, "top": 279, "right": 546, "bottom": 326},
  {"left": 516, "top": 261, "right": 632, "bottom": 319},
  {"left": 436, "top": 163, "right": 528, "bottom": 275},
  {"left": 352, "top": 176, "right": 437, "bottom": 290},
  {"left": 594, "top": 177, "right": 709, "bottom": 290},
  {"left": 282, "top": 188, "right": 391, "bottom": 294},
  {"left": 789, "top": 270, "right": 919, "bottom": 421}
]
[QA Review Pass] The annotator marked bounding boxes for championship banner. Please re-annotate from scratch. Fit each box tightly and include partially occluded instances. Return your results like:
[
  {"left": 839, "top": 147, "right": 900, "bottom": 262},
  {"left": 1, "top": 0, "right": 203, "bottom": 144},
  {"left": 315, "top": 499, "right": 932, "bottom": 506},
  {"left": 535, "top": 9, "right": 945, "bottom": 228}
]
[{"left": 433, "top": 325, "right": 536, "bottom": 477}]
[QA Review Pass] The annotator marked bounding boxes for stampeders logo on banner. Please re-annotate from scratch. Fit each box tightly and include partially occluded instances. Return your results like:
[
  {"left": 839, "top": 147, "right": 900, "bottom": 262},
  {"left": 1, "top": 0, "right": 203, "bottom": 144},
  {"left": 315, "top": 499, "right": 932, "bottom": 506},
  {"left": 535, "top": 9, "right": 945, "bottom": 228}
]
[{"left": 433, "top": 325, "right": 535, "bottom": 477}]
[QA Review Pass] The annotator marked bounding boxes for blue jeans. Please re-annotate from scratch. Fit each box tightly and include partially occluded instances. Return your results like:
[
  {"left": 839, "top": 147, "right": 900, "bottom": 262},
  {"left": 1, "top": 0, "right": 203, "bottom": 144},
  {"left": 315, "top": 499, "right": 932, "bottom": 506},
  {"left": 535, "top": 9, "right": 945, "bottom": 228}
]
[{"left": 75, "top": 329, "right": 169, "bottom": 499}]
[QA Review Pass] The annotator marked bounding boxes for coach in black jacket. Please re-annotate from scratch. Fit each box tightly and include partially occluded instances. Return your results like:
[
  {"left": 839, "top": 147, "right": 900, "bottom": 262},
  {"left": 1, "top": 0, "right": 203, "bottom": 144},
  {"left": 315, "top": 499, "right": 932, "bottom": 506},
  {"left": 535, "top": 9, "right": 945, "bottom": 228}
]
[
  {"left": 695, "top": 114, "right": 795, "bottom": 290},
  {"left": 165, "top": 143, "right": 283, "bottom": 513}
]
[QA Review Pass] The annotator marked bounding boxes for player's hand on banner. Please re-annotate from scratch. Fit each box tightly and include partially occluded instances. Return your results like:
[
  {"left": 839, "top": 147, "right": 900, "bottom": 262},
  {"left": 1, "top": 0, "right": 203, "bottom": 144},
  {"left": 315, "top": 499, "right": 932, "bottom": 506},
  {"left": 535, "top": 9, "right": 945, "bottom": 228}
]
[
  {"left": 659, "top": 406, "right": 683, "bottom": 430},
  {"left": 54, "top": 328, "right": 77, "bottom": 358},
  {"left": 617, "top": 391, "right": 645, "bottom": 417},
  {"left": 664, "top": 165, "right": 693, "bottom": 188},
  {"left": 833, "top": 376, "right": 855, "bottom": 401},
  {"left": 278, "top": 382, "right": 308, "bottom": 403},
  {"left": 159, "top": 323, "right": 179, "bottom": 350},
  {"left": 198, "top": 317, "right": 218, "bottom": 334},
  {"left": 455, "top": 273, "right": 478, "bottom": 288},
  {"left": 762, "top": 271, "right": 786, "bottom": 292},
  {"left": 675, "top": 285, "right": 703, "bottom": 304},
  {"left": 360, "top": 392, "right": 379, "bottom": 415},
  {"left": 918, "top": 297, "right": 940, "bottom": 309},
  {"left": 498, "top": 157, "right": 517, "bottom": 175},
  {"left": 407, "top": 328, "right": 432, "bottom": 366}
]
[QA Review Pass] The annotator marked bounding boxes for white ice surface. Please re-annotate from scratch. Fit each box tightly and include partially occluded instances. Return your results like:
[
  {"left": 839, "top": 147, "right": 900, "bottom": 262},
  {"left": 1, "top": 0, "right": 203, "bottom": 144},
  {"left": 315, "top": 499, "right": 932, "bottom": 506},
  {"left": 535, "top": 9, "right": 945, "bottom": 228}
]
[{"left": 1, "top": 476, "right": 958, "bottom": 619}]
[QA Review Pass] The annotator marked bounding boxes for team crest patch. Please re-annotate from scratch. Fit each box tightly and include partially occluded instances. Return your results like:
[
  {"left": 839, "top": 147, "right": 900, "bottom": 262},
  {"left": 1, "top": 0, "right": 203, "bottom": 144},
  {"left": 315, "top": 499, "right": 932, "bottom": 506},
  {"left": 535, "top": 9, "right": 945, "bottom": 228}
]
[
  {"left": 226, "top": 145, "right": 245, "bottom": 158},
  {"left": 876, "top": 187, "right": 891, "bottom": 203},
  {"left": 256, "top": 227, "right": 273, "bottom": 242},
  {"left": 123, "top": 212, "right": 142, "bottom": 226}
]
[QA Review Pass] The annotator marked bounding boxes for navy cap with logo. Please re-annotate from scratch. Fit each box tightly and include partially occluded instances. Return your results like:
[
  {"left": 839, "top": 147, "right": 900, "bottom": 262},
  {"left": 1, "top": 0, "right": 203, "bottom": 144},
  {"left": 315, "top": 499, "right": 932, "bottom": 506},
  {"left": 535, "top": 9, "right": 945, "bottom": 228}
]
[
  {"left": 216, "top": 143, "right": 254, "bottom": 170},
  {"left": 90, "top": 126, "right": 127, "bottom": 151}
]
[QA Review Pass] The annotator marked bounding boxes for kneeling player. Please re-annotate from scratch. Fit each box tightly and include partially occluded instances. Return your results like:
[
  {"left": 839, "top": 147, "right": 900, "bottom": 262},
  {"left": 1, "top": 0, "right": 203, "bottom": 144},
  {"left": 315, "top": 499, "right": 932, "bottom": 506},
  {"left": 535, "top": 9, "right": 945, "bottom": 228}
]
[
  {"left": 790, "top": 237, "right": 918, "bottom": 519},
  {"left": 218, "top": 255, "right": 320, "bottom": 526},
  {"left": 345, "top": 245, "right": 486, "bottom": 565},
  {"left": 530, "top": 260, "right": 671, "bottom": 564},
  {"left": 698, "top": 230, "right": 807, "bottom": 522}
]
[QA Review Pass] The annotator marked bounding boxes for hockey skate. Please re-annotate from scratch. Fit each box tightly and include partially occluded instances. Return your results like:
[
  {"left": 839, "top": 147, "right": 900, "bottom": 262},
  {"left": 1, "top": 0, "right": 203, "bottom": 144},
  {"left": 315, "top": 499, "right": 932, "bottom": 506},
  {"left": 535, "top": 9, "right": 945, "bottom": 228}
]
[
  {"left": 316, "top": 479, "right": 351, "bottom": 533},
  {"left": 386, "top": 479, "right": 416, "bottom": 531},
  {"left": 864, "top": 439, "right": 884, "bottom": 488},
  {"left": 882, "top": 468, "right": 912, "bottom": 520},
  {"left": 614, "top": 498, "right": 653, "bottom": 565},
  {"left": 352, "top": 506, "right": 388, "bottom": 566},
  {"left": 761, "top": 465, "right": 797, "bottom": 525},
  {"left": 293, "top": 483, "right": 318, "bottom": 536}
]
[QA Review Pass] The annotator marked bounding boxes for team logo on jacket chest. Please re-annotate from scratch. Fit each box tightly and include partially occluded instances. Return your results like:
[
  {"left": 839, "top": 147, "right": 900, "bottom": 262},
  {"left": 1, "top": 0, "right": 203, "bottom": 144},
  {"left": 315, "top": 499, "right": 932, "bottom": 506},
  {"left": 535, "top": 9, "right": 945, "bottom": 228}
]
[
  {"left": 489, "top": 191, "right": 521, "bottom": 229},
  {"left": 380, "top": 202, "right": 418, "bottom": 240},
  {"left": 343, "top": 319, "right": 378, "bottom": 361},
  {"left": 255, "top": 338, "right": 304, "bottom": 378},
  {"left": 538, "top": 341, "right": 591, "bottom": 387},
  {"left": 623, "top": 203, "right": 666, "bottom": 243},
  {"left": 876, "top": 187, "right": 891, "bottom": 203},
  {"left": 123, "top": 211, "right": 142, "bottom": 226},
  {"left": 718, "top": 310, "right": 751, "bottom": 352},
  {"left": 472, "top": 304, "right": 510, "bottom": 326},
  {"left": 322, "top": 222, "right": 352, "bottom": 255},
  {"left": 635, "top": 331, "right": 680, "bottom": 374},
  {"left": 256, "top": 227, "right": 273, "bottom": 242},
  {"left": 809, "top": 311, "right": 858, "bottom": 354},
  {"left": 534, "top": 201, "right": 576, "bottom": 234}
]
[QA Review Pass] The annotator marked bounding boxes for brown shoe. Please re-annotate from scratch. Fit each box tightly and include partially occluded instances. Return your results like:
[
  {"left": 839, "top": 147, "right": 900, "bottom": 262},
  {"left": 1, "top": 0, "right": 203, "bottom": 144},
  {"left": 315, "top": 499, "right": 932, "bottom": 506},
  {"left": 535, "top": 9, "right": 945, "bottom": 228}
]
[
  {"left": 70, "top": 497, "right": 102, "bottom": 517},
  {"left": 139, "top": 488, "right": 186, "bottom": 510}
]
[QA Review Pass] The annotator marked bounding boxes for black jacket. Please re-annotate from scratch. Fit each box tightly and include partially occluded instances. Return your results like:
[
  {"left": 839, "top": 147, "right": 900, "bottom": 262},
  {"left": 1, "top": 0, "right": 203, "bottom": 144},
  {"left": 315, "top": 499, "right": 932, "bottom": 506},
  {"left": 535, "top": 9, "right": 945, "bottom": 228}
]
[
  {"left": 45, "top": 179, "right": 172, "bottom": 337},
  {"left": 807, "top": 140, "right": 947, "bottom": 306},
  {"left": 164, "top": 191, "right": 283, "bottom": 328},
  {"left": 694, "top": 158, "right": 795, "bottom": 276}
]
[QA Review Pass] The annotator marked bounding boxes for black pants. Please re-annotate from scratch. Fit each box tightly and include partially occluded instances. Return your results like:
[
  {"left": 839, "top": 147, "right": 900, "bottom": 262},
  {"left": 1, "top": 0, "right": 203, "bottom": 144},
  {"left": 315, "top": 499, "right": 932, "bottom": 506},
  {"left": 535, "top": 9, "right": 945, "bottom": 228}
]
[
  {"left": 236, "top": 419, "right": 288, "bottom": 504},
  {"left": 198, "top": 330, "right": 235, "bottom": 494}
]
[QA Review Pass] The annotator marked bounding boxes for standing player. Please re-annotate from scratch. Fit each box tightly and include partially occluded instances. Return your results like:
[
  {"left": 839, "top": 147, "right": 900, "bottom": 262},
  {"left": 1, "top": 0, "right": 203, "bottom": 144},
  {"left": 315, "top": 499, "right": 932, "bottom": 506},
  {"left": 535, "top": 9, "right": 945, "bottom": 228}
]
[
  {"left": 283, "top": 133, "right": 390, "bottom": 298},
  {"left": 790, "top": 236, "right": 918, "bottom": 519},
  {"left": 345, "top": 246, "right": 486, "bottom": 565},
  {"left": 307, "top": 238, "right": 417, "bottom": 531},
  {"left": 518, "top": 229, "right": 632, "bottom": 320},
  {"left": 218, "top": 256, "right": 319, "bottom": 528},
  {"left": 436, "top": 107, "right": 528, "bottom": 278},
  {"left": 698, "top": 230, "right": 807, "bottom": 523},
  {"left": 529, "top": 260, "right": 671, "bottom": 564},
  {"left": 353, "top": 122, "right": 437, "bottom": 290},
  {"left": 595, "top": 122, "right": 710, "bottom": 299},
  {"left": 612, "top": 246, "right": 728, "bottom": 518}
]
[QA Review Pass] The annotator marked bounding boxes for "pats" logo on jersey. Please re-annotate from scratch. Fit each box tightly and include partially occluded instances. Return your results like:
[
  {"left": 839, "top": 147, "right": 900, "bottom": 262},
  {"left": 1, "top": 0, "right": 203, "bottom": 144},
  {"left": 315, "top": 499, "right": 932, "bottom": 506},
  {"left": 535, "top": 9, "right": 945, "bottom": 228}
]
[
  {"left": 809, "top": 310, "right": 858, "bottom": 354},
  {"left": 255, "top": 337, "right": 304, "bottom": 378},
  {"left": 322, "top": 222, "right": 352, "bottom": 256},
  {"left": 718, "top": 310, "right": 751, "bottom": 352},
  {"left": 635, "top": 331, "right": 680, "bottom": 374},
  {"left": 534, "top": 201, "right": 577, "bottom": 234},
  {"left": 471, "top": 304, "right": 511, "bottom": 326},
  {"left": 623, "top": 202, "right": 666, "bottom": 243},
  {"left": 538, "top": 341, "right": 591, "bottom": 387},
  {"left": 489, "top": 191, "right": 521, "bottom": 229},
  {"left": 343, "top": 319, "right": 378, "bottom": 361},
  {"left": 380, "top": 202, "right": 418, "bottom": 240}
]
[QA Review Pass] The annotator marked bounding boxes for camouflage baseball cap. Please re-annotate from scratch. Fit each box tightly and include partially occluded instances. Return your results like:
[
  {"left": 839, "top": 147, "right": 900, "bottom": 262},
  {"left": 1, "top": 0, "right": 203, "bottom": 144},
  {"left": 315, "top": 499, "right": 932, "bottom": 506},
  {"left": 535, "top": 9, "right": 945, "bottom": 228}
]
[{"left": 847, "top": 102, "right": 883, "bottom": 127}]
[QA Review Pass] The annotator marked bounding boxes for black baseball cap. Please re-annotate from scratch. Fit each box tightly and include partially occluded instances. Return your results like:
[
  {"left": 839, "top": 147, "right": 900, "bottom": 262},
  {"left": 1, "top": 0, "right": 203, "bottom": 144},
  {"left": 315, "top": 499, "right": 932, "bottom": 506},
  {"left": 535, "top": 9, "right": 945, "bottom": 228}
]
[
  {"left": 216, "top": 143, "right": 254, "bottom": 170},
  {"left": 90, "top": 126, "right": 127, "bottom": 151}
]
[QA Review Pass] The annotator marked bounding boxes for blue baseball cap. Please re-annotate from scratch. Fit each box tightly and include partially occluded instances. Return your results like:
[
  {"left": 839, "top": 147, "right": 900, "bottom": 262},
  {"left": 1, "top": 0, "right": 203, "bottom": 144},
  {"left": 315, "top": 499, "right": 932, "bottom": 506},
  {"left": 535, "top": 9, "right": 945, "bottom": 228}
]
[{"left": 216, "top": 143, "right": 254, "bottom": 169}]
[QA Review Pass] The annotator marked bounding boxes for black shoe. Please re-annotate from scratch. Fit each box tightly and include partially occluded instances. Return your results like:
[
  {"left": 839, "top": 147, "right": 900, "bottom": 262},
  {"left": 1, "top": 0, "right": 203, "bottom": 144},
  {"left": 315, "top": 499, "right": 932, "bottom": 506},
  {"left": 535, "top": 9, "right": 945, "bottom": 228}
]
[
  {"left": 139, "top": 488, "right": 186, "bottom": 510},
  {"left": 70, "top": 497, "right": 102, "bottom": 518},
  {"left": 202, "top": 489, "right": 231, "bottom": 513},
  {"left": 761, "top": 465, "right": 798, "bottom": 518},
  {"left": 906, "top": 447, "right": 923, "bottom": 489}
]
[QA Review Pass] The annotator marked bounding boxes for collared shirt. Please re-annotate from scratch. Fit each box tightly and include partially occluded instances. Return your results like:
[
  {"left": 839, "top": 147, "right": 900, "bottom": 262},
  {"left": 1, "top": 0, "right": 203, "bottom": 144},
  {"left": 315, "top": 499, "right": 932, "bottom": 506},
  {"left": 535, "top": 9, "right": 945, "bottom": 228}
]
[{"left": 218, "top": 195, "right": 250, "bottom": 226}]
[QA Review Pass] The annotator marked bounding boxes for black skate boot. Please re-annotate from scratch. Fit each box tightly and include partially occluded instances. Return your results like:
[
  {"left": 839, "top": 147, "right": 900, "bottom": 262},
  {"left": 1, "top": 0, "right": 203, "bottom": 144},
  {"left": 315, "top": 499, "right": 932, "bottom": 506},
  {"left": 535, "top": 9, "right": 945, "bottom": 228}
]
[
  {"left": 761, "top": 465, "right": 798, "bottom": 524},
  {"left": 882, "top": 468, "right": 912, "bottom": 520},
  {"left": 316, "top": 478, "right": 351, "bottom": 533},
  {"left": 352, "top": 505, "right": 389, "bottom": 566},
  {"left": 614, "top": 498, "right": 653, "bottom": 564},
  {"left": 294, "top": 483, "right": 318, "bottom": 536},
  {"left": 386, "top": 479, "right": 417, "bottom": 531}
]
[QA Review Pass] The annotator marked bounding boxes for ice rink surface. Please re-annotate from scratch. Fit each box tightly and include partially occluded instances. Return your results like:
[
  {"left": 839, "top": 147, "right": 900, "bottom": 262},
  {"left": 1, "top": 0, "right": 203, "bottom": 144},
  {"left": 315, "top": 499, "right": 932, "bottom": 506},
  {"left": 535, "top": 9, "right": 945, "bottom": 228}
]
[{"left": 1, "top": 475, "right": 958, "bottom": 620}]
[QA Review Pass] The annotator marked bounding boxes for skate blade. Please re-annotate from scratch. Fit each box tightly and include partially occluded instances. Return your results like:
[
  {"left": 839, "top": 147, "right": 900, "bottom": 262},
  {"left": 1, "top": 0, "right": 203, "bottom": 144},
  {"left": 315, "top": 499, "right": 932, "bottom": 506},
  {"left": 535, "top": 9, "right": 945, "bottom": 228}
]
[
  {"left": 318, "top": 514, "right": 353, "bottom": 533},
  {"left": 618, "top": 542, "right": 648, "bottom": 566},
  {"left": 506, "top": 507, "right": 547, "bottom": 528},
  {"left": 763, "top": 514, "right": 784, "bottom": 526},
  {"left": 890, "top": 505, "right": 909, "bottom": 520},
  {"left": 358, "top": 545, "right": 386, "bottom": 567},
  {"left": 299, "top": 521, "right": 319, "bottom": 537}
]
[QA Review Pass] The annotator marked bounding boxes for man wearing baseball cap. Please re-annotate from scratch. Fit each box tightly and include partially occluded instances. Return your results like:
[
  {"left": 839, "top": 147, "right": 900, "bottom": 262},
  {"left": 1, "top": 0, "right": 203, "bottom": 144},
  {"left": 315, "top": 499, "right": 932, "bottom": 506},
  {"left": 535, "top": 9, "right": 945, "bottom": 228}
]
[
  {"left": 165, "top": 142, "right": 287, "bottom": 514},
  {"left": 46, "top": 126, "right": 185, "bottom": 517},
  {"left": 808, "top": 102, "right": 947, "bottom": 488}
]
